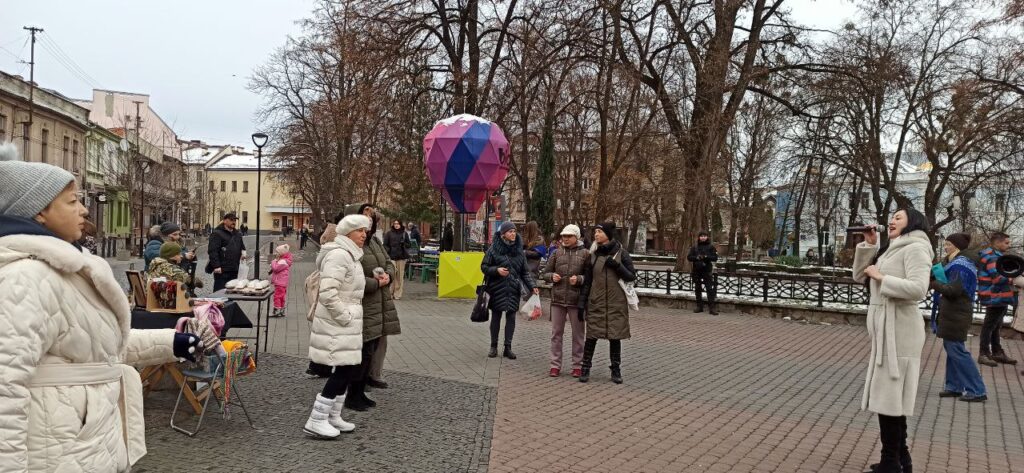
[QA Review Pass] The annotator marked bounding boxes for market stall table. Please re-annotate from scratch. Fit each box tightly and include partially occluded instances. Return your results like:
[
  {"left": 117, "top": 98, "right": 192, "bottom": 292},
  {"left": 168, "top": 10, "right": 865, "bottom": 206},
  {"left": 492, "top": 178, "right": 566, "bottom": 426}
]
[
  {"left": 207, "top": 288, "right": 273, "bottom": 365},
  {"left": 132, "top": 302, "right": 252, "bottom": 414}
]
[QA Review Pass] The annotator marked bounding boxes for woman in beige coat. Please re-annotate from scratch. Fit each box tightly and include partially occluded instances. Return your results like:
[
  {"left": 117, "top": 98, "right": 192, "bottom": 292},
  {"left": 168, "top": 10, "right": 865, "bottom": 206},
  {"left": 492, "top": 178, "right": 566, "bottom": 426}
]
[{"left": 853, "top": 208, "right": 933, "bottom": 473}]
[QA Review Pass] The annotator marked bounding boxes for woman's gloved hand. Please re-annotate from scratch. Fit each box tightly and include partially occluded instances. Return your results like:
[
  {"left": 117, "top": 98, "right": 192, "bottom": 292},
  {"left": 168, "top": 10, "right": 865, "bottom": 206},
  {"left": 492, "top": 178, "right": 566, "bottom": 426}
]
[{"left": 173, "top": 332, "right": 202, "bottom": 362}]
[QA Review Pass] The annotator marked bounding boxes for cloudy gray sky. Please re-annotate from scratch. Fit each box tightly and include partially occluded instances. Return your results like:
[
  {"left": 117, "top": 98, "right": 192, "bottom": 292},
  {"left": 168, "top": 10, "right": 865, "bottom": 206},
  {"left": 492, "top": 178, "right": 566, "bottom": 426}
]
[{"left": 0, "top": 0, "right": 856, "bottom": 150}]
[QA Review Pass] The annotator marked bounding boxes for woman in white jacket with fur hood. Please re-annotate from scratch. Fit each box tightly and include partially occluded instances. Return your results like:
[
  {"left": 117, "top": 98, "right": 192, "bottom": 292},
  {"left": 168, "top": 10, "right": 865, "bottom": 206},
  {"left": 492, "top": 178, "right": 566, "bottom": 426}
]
[
  {"left": 304, "top": 213, "right": 373, "bottom": 439},
  {"left": 0, "top": 144, "right": 199, "bottom": 472}
]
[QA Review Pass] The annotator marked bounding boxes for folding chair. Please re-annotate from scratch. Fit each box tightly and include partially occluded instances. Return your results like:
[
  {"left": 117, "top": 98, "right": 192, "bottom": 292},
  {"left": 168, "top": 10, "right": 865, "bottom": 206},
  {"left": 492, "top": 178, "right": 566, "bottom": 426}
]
[{"left": 170, "top": 352, "right": 255, "bottom": 437}]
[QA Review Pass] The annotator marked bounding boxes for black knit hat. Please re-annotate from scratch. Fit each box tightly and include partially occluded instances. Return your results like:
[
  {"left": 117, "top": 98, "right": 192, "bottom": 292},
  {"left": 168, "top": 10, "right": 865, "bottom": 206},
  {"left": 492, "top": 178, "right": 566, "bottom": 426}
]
[
  {"left": 159, "top": 222, "right": 181, "bottom": 236},
  {"left": 596, "top": 221, "right": 617, "bottom": 240},
  {"left": 945, "top": 232, "right": 971, "bottom": 251}
]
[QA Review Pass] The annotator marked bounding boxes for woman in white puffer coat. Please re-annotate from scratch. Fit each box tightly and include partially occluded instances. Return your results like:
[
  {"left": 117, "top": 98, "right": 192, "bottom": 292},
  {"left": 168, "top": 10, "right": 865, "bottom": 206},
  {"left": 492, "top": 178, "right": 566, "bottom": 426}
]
[
  {"left": 303, "top": 213, "right": 372, "bottom": 439},
  {"left": 0, "top": 144, "right": 199, "bottom": 472}
]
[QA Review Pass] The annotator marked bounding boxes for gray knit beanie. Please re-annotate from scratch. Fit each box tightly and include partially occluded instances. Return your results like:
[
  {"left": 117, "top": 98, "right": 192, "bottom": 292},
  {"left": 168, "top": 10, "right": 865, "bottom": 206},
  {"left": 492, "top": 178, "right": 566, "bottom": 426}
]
[{"left": 0, "top": 142, "right": 76, "bottom": 218}]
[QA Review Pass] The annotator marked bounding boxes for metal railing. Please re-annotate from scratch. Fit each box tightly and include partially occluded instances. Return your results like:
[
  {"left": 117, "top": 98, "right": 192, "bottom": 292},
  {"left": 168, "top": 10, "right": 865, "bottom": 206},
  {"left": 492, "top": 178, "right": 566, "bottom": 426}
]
[{"left": 634, "top": 269, "right": 987, "bottom": 315}]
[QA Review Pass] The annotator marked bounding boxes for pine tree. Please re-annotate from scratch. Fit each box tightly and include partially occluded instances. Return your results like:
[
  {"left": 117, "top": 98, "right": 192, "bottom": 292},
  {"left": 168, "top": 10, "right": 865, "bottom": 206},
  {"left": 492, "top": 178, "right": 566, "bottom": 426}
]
[{"left": 530, "top": 116, "right": 556, "bottom": 237}]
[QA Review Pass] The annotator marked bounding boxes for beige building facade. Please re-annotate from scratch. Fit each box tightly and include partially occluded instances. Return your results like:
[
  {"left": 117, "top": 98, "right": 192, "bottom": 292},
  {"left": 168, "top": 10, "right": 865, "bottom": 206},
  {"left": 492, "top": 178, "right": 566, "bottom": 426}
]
[
  {"left": 0, "top": 71, "right": 89, "bottom": 186},
  {"left": 204, "top": 150, "right": 309, "bottom": 233}
]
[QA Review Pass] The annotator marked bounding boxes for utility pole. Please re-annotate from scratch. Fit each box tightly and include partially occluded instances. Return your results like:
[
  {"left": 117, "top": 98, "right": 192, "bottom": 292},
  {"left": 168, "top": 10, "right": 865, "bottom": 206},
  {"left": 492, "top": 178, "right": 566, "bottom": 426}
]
[
  {"left": 23, "top": 26, "right": 43, "bottom": 161},
  {"left": 134, "top": 100, "right": 145, "bottom": 256}
]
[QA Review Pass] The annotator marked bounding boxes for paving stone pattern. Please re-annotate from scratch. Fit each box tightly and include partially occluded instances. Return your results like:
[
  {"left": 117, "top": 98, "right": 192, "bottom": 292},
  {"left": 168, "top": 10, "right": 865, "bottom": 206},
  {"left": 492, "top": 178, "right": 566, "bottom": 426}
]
[
  {"left": 115, "top": 238, "right": 1024, "bottom": 472},
  {"left": 134, "top": 353, "right": 495, "bottom": 472}
]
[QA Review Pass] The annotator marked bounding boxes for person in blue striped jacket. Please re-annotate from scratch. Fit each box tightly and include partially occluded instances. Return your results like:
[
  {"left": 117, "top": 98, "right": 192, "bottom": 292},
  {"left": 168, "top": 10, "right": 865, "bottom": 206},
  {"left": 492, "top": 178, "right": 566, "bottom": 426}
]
[{"left": 977, "top": 231, "right": 1017, "bottom": 367}]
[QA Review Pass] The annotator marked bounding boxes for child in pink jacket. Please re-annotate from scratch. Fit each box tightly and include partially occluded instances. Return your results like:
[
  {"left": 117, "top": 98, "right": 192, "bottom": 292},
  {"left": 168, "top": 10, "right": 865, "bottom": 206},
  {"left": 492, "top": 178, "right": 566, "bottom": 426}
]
[{"left": 270, "top": 244, "right": 293, "bottom": 317}]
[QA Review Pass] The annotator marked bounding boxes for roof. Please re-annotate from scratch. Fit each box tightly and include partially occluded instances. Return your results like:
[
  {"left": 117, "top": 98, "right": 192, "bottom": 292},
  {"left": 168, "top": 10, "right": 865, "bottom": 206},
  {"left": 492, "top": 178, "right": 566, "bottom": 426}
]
[
  {"left": 182, "top": 145, "right": 224, "bottom": 165},
  {"left": 206, "top": 151, "right": 283, "bottom": 170}
]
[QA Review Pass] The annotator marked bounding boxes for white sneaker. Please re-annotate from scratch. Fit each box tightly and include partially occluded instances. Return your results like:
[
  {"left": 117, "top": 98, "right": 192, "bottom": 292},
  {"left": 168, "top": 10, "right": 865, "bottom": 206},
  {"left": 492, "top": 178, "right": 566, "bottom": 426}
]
[
  {"left": 328, "top": 394, "right": 356, "bottom": 432},
  {"left": 303, "top": 394, "right": 341, "bottom": 439}
]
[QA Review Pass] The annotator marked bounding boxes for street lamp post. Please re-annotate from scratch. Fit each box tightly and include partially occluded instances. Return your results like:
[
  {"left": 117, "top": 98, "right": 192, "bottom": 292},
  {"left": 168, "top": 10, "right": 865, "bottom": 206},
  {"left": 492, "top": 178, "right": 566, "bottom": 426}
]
[{"left": 251, "top": 133, "right": 268, "bottom": 279}]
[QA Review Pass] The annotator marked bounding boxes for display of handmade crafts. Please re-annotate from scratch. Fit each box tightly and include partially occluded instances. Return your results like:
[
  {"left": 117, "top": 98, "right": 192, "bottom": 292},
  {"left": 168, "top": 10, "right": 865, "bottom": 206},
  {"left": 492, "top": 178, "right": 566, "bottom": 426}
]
[{"left": 150, "top": 280, "right": 180, "bottom": 309}]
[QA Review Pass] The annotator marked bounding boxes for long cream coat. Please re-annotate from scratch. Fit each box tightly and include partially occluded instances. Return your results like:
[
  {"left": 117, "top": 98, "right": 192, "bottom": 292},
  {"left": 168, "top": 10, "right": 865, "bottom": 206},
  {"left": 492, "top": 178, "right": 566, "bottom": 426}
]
[
  {"left": 0, "top": 234, "right": 178, "bottom": 472},
  {"left": 852, "top": 230, "right": 933, "bottom": 417},
  {"left": 308, "top": 235, "right": 366, "bottom": 367}
]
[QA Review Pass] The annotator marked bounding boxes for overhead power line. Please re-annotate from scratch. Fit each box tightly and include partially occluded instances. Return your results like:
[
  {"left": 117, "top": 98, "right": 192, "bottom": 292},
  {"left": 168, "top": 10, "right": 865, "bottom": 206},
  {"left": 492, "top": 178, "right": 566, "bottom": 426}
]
[{"left": 37, "top": 33, "right": 103, "bottom": 89}]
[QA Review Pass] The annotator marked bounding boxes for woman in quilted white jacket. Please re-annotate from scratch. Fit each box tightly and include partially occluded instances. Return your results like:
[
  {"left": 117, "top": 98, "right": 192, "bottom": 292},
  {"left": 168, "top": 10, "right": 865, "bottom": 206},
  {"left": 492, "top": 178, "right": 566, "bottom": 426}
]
[
  {"left": 304, "top": 213, "right": 373, "bottom": 439},
  {"left": 0, "top": 145, "right": 198, "bottom": 472}
]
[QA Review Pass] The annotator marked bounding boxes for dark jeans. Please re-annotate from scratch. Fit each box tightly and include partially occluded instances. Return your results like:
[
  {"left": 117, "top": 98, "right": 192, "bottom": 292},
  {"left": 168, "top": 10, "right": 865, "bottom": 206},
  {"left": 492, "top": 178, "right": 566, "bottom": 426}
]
[
  {"left": 490, "top": 310, "right": 516, "bottom": 347},
  {"left": 980, "top": 306, "right": 1008, "bottom": 356},
  {"left": 321, "top": 364, "right": 360, "bottom": 399},
  {"left": 213, "top": 270, "right": 239, "bottom": 292},
  {"left": 694, "top": 272, "right": 716, "bottom": 305}
]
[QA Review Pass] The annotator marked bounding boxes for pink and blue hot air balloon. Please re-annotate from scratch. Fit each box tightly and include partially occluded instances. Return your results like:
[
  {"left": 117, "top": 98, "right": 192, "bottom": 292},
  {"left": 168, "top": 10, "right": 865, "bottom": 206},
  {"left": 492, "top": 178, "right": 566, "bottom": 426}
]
[{"left": 423, "top": 114, "right": 510, "bottom": 214}]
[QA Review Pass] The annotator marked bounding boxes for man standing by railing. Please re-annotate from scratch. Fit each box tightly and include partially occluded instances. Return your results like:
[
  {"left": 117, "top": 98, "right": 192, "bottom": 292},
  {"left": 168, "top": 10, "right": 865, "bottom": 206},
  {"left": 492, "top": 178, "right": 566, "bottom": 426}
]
[
  {"left": 977, "top": 231, "right": 1017, "bottom": 367},
  {"left": 688, "top": 230, "right": 719, "bottom": 315}
]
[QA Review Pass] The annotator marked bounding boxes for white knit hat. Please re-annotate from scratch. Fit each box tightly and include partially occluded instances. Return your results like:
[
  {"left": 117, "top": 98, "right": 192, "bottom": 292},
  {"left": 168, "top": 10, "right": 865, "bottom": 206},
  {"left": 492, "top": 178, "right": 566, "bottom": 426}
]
[
  {"left": 0, "top": 142, "right": 76, "bottom": 218},
  {"left": 337, "top": 214, "right": 372, "bottom": 237},
  {"left": 560, "top": 224, "right": 581, "bottom": 239}
]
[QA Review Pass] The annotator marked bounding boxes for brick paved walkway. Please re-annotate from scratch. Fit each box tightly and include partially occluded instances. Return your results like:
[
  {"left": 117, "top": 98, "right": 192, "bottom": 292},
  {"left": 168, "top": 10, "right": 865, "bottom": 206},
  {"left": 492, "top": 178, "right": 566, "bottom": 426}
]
[{"left": 116, "top": 240, "right": 1024, "bottom": 472}]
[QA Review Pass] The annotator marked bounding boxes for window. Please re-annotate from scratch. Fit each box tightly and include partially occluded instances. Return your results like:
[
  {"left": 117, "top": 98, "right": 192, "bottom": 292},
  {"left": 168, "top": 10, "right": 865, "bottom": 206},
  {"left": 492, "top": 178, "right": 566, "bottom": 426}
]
[
  {"left": 232, "top": 181, "right": 237, "bottom": 192},
  {"left": 220, "top": 181, "right": 226, "bottom": 192},
  {"left": 995, "top": 193, "right": 1007, "bottom": 213},
  {"left": 209, "top": 180, "right": 215, "bottom": 191},
  {"left": 22, "top": 123, "right": 30, "bottom": 160},
  {"left": 219, "top": 210, "right": 225, "bottom": 220},
  {"left": 72, "top": 140, "right": 79, "bottom": 172},
  {"left": 243, "top": 181, "right": 249, "bottom": 193},
  {"left": 0, "top": 113, "right": 6, "bottom": 142},
  {"left": 41, "top": 129, "right": 49, "bottom": 164},
  {"left": 242, "top": 211, "right": 249, "bottom": 224},
  {"left": 63, "top": 137, "right": 70, "bottom": 169}
]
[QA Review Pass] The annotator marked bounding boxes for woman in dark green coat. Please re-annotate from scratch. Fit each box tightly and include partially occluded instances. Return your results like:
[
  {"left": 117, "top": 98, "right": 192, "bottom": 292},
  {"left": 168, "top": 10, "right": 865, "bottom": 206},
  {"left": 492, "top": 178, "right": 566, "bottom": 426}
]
[
  {"left": 578, "top": 221, "right": 636, "bottom": 384},
  {"left": 343, "top": 204, "right": 401, "bottom": 411}
]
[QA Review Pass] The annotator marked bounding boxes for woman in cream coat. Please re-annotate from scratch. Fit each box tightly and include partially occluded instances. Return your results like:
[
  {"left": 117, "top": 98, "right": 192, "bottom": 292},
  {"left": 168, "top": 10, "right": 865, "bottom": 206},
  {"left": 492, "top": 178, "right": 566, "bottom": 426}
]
[
  {"left": 0, "top": 145, "right": 196, "bottom": 472},
  {"left": 303, "top": 214, "right": 374, "bottom": 439},
  {"left": 853, "top": 208, "right": 933, "bottom": 473}
]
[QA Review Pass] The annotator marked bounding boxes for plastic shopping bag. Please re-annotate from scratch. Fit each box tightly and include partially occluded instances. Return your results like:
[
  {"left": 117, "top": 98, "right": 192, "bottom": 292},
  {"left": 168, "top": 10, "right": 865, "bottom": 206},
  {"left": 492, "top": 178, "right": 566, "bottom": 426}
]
[
  {"left": 238, "top": 260, "right": 250, "bottom": 280},
  {"left": 619, "top": 280, "right": 640, "bottom": 312},
  {"left": 520, "top": 294, "right": 543, "bottom": 320}
]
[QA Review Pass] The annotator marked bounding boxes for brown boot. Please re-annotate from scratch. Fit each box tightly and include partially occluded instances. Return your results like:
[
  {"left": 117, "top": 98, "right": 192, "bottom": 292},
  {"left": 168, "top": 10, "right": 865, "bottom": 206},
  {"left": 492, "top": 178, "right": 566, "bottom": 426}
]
[
  {"left": 992, "top": 352, "right": 1018, "bottom": 365},
  {"left": 978, "top": 355, "right": 998, "bottom": 367}
]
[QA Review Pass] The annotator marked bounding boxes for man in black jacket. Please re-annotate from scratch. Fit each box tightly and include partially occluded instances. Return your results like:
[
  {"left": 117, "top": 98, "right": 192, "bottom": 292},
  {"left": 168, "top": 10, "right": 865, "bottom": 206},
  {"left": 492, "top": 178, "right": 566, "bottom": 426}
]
[
  {"left": 208, "top": 212, "right": 247, "bottom": 291},
  {"left": 687, "top": 231, "right": 719, "bottom": 315}
]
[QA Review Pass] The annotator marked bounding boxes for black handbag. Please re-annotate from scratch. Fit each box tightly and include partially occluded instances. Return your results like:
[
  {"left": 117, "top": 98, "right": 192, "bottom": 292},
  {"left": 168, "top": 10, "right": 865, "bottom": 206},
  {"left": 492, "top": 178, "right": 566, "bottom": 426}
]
[{"left": 471, "top": 283, "right": 490, "bottom": 322}]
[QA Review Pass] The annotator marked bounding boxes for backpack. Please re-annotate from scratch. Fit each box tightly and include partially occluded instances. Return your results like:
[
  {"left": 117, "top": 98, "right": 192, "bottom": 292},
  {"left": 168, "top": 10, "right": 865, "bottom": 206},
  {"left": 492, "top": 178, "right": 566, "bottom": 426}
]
[{"left": 305, "top": 269, "right": 321, "bottom": 322}]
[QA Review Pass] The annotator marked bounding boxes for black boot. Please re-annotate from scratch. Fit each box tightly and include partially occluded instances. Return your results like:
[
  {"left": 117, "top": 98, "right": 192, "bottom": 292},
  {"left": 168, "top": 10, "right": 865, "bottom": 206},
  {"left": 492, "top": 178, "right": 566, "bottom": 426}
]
[
  {"left": 866, "top": 415, "right": 903, "bottom": 473},
  {"left": 709, "top": 302, "right": 719, "bottom": 316},
  {"left": 503, "top": 344, "right": 517, "bottom": 360},
  {"left": 579, "top": 338, "right": 596, "bottom": 383},
  {"left": 343, "top": 387, "right": 370, "bottom": 412},
  {"left": 488, "top": 345, "right": 498, "bottom": 358},
  {"left": 694, "top": 303, "right": 704, "bottom": 313},
  {"left": 897, "top": 416, "right": 912, "bottom": 473},
  {"left": 609, "top": 340, "right": 622, "bottom": 384}
]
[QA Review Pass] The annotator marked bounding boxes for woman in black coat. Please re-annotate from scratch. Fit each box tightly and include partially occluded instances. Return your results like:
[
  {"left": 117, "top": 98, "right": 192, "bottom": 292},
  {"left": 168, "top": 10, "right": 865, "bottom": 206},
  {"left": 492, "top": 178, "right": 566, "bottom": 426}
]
[{"left": 481, "top": 222, "right": 538, "bottom": 359}]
